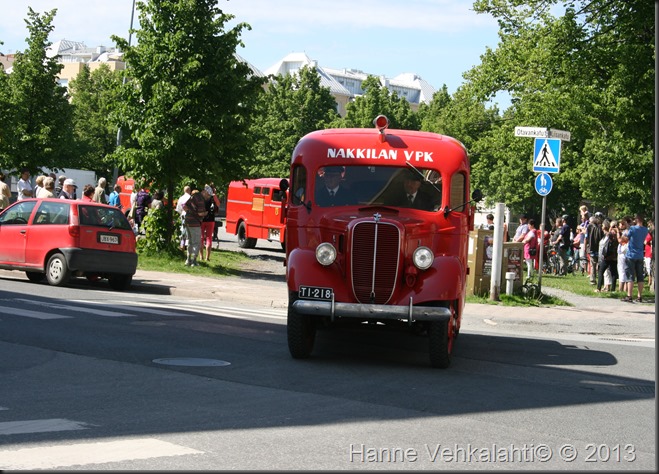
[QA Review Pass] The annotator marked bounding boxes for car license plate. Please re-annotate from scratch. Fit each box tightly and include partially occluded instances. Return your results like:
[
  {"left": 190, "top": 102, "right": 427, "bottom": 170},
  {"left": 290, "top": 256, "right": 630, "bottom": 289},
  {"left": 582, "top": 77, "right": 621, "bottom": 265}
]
[
  {"left": 99, "top": 233, "right": 120, "bottom": 245},
  {"left": 299, "top": 286, "right": 333, "bottom": 301}
]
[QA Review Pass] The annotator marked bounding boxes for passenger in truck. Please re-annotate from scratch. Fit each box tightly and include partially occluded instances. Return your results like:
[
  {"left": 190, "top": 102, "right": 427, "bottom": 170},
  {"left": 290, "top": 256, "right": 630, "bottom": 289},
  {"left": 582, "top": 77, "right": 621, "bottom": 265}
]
[
  {"left": 391, "top": 171, "right": 434, "bottom": 211},
  {"left": 315, "top": 166, "right": 350, "bottom": 207}
]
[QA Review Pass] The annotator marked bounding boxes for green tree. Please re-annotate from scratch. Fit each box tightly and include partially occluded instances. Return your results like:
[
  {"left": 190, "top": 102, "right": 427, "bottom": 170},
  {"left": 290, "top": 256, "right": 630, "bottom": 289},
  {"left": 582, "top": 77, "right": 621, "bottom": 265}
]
[
  {"left": 343, "top": 76, "right": 420, "bottom": 130},
  {"left": 111, "top": 0, "right": 266, "bottom": 240},
  {"left": 0, "top": 8, "right": 73, "bottom": 174},
  {"left": 69, "top": 64, "right": 124, "bottom": 179},
  {"left": 466, "top": 0, "right": 654, "bottom": 217},
  {"left": 249, "top": 65, "right": 340, "bottom": 177}
]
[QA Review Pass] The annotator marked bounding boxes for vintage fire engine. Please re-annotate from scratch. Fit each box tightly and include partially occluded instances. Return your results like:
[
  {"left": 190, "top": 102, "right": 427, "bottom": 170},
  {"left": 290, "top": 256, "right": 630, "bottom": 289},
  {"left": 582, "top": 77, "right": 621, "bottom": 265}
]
[
  {"left": 225, "top": 178, "right": 286, "bottom": 249},
  {"left": 279, "top": 116, "right": 481, "bottom": 368}
]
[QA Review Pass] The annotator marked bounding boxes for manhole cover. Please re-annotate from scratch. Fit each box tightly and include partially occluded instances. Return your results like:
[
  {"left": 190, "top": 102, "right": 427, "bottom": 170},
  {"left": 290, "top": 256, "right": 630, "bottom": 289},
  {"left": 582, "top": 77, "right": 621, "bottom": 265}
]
[{"left": 152, "top": 358, "right": 231, "bottom": 367}]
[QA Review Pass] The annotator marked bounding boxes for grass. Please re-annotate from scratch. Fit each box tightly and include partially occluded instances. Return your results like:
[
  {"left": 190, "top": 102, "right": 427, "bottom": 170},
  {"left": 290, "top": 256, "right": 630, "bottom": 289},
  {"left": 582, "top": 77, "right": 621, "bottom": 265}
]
[
  {"left": 137, "top": 247, "right": 251, "bottom": 278},
  {"left": 541, "top": 271, "right": 656, "bottom": 302},
  {"left": 466, "top": 292, "right": 569, "bottom": 307}
]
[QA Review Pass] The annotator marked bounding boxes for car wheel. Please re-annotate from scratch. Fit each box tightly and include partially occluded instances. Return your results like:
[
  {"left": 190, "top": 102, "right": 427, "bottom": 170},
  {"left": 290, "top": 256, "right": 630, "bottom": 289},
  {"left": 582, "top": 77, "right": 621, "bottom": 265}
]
[
  {"left": 46, "top": 253, "right": 70, "bottom": 287},
  {"left": 428, "top": 319, "right": 452, "bottom": 369},
  {"left": 25, "top": 271, "right": 45, "bottom": 283},
  {"left": 237, "top": 222, "right": 257, "bottom": 249},
  {"left": 287, "top": 292, "right": 316, "bottom": 359},
  {"left": 108, "top": 274, "right": 132, "bottom": 291}
]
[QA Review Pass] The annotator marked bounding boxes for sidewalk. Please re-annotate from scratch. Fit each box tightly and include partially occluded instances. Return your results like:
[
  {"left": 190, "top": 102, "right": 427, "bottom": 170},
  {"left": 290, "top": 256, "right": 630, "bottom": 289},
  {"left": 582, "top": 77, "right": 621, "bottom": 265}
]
[{"left": 130, "top": 269, "right": 656, "bottom": 341}]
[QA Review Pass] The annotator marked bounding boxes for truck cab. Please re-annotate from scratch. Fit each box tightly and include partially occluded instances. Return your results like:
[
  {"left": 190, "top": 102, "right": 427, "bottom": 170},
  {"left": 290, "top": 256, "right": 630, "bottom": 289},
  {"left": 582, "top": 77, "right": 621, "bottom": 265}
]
[
  {"left": 280, "top": 115, "right": 480, "bottom": 368},
  {"left": 225, "top": 178, "right": 286, "bottom": 249}
]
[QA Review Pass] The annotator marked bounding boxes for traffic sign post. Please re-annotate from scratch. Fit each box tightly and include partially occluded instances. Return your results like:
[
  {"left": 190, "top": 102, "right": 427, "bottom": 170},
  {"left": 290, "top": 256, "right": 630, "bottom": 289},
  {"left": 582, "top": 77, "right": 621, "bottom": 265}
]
[
  {"left": 514, "top": 126, "right": 570, "bottom": 292},
  {"left": 533, "top": 138, "right": 561, "bottom": 173},
  {"left": 534, "top": 173, "right": 553, "bottom": 196}
]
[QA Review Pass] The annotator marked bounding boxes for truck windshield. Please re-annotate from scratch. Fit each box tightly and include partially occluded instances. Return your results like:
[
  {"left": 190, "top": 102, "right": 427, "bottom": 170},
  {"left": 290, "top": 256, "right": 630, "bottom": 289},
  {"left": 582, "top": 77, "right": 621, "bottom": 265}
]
[{"left": 313, "top": 165, "right": 442, "bottom": 211}]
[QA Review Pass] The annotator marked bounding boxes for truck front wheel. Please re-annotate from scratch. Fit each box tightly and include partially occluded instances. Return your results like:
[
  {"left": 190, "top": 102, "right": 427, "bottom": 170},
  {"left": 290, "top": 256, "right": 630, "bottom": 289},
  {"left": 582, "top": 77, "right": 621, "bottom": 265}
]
[
  {"left": 237, "top": 222, "right": 257, "bottom": 249},
  {"left": 428, "top": 319, "right": 453, "bottom": 369},
  {"left": 287, "top": 293, "right": 316, "bottom": 359}
]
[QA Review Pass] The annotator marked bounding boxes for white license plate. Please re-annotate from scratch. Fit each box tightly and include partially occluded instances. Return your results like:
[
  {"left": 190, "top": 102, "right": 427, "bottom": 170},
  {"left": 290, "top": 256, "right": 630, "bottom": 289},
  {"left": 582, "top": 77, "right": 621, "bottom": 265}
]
[
  {"left": 99, "top": 234, "right": 119, "bottom": 244},
  {"left": 299, "top": 286, "right": 333, "bottom": 301}
]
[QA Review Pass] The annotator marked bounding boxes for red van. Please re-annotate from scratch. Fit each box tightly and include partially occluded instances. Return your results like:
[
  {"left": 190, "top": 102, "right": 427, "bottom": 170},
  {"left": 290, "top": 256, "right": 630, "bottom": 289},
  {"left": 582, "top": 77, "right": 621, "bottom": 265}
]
[
  {"left": 225, "top": 178, "right": 286, "bottom": 249},
  {"left": 279, "top": 115, "right": 481, "bottom": 368}
]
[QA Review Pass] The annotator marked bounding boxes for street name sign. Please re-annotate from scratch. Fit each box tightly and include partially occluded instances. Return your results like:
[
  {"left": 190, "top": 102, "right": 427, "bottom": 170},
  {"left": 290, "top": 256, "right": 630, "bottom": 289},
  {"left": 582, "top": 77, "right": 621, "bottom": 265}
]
[
  {"left": 533, "top": 138, "right": 561, "bottom": 173},
  {"left": 515, "top": 126, "right": 571, "bottom": 142},
  {"left": 535, "top": 173, "right": 553, "bottom": 196}
]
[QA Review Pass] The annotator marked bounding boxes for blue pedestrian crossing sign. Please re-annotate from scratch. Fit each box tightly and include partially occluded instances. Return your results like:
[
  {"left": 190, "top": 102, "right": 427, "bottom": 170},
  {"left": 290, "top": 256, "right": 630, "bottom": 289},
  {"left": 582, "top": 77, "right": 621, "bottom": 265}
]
[
  {"left": 535, "top": 173, "right": 553, "bottom": 196},
  {"left": 533, "top": 138, "right": 561, "bottom": 173}
]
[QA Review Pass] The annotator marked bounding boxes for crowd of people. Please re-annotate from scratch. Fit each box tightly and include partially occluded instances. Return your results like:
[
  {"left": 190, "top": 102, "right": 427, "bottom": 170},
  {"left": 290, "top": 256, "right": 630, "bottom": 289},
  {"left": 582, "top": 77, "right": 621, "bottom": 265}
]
[
  {"left": 512, "top": 206, "right": 654, "bottom": 302},
  {"left": 0, "top": 169, "right": 224, "bottom": 269}
]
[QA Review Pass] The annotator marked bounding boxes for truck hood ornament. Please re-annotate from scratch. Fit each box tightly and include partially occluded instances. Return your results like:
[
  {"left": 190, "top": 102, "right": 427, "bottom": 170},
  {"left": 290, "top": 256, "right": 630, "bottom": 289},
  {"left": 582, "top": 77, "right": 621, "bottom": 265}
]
[{"left": 373, "top": 212, "right": 382, "bottom": 223}]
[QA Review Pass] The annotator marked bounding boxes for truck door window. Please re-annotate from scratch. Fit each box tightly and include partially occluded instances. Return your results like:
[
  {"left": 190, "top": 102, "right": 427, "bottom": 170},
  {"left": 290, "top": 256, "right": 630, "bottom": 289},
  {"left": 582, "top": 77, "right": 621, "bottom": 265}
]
[
  {"left": 291, "top": 166, "right": 307, "bottom": 206},
  {"left": 450, "top": 173, "right": 467, "bottom": 212}
]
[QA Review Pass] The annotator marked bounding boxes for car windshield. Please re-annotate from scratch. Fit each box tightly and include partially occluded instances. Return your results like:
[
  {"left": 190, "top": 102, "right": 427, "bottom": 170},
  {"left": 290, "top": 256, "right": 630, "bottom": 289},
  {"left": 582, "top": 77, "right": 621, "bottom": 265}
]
[
  {"left": 313, "top": 165, "right": 442, "bottom": 211},
  {"left": 79, "top": 205, "right": 132, "bottom": 230}
]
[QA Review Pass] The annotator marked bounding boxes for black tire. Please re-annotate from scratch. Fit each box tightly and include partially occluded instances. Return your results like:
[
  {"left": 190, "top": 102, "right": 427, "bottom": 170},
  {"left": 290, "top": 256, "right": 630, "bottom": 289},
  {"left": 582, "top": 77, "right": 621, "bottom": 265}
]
[
  {"left": 25, "top": 271, "right": 45, "bottom": 283},
  {"left": 287, "top": 293, "right": 316, "bottom": 359},
  {"left": 108, "top": 274, "right": 132, "bottom": 291},
  {"left": 45, "top": 253, "right": 70, "bottom": 287},
  {"left": 237, "top": 222, "right": 257, "bottom": 249},
  {"left": 428, "top": 320, "right": 452, "bottom": 369}
]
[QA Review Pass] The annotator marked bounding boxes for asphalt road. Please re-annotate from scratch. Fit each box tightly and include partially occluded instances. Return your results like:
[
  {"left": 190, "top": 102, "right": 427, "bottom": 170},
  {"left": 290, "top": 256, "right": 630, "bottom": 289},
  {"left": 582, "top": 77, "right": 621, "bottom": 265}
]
[{"left": 0, "top": 255, "right": 655, "bottom": 470}]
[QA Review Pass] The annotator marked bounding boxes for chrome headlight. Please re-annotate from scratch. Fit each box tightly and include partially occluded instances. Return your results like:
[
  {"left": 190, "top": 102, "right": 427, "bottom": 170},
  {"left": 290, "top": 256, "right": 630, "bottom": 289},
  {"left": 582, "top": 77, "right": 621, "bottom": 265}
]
[
  {"left": 316, "top": 242, "right": 337, "bottom": 266},
  {"left": 413, "top": 246, "right": 434, "bottom": 270}
]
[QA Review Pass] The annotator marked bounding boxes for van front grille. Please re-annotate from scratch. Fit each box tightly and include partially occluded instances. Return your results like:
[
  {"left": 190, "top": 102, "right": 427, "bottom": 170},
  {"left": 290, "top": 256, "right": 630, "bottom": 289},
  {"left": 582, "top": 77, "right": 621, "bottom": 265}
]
[{"left": 351, "top": 221, "right": 400, "bottom": 304}]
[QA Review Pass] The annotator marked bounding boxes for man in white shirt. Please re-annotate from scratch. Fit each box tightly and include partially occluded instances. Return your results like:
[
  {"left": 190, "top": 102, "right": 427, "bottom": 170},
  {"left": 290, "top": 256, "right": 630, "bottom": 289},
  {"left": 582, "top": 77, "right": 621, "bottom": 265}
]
[{"left": 16, "top": 168, "right": 33, "bottom": 200}]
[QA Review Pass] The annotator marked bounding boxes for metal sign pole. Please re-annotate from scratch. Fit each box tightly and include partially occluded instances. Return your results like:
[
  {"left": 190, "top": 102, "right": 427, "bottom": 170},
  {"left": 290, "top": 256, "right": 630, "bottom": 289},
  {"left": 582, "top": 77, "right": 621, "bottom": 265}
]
[{"left": 538, "top": 195, "right": 546, "bottom": 290}]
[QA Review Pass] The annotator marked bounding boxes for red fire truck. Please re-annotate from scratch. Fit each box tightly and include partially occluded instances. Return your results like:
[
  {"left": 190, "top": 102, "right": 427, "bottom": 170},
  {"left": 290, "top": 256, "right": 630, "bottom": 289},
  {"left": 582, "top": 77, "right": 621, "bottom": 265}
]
[
  {"left": 225, "top": 178, "right": 286, "bottom": 248},
  {"left": 279, "top": 115, "right": 481, "bottom": 368}
]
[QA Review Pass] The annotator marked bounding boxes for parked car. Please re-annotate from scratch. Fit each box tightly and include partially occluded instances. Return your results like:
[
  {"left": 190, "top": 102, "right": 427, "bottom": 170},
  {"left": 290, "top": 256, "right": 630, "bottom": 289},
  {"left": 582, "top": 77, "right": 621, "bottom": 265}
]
[{"left": 0, "top": 198, "right": 138, "bottom": 290}]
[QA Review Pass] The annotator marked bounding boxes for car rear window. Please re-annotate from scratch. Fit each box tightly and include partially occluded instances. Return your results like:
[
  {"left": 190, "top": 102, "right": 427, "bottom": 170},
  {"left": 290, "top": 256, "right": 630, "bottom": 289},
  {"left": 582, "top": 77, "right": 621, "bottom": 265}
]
[
  {"left": 79, "top": 205, "right": 132, "bottom": 231},
  {"left": 33, "top": 201, "right": 70, "bottom": 225}
]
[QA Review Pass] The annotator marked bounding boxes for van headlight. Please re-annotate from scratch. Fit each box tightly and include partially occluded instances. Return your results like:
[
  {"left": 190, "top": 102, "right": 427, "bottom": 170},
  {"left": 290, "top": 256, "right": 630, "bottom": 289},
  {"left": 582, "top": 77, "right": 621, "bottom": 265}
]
[
  {"left": 316, "top": 243, "right": 337, "bottom": 266},
  {"left": 413, "top": 246, "right": 433, "bottom": 270}
]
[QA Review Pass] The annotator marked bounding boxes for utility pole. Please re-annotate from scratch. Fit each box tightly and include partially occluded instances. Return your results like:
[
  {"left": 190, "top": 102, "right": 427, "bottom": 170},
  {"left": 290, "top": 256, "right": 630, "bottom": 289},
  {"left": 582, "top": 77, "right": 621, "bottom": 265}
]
[{"left": 113, "top": 0, "right": 136, "bottom": 186}]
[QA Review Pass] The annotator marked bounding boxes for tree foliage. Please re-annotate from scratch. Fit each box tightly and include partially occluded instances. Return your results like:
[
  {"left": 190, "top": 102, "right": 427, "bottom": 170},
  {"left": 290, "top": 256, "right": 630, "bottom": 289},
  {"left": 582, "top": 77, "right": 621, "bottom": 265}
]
[
  {"left": 69, "top": 64, "right": 124, "bottom": 179},
  {"left": 111, "top": 0, "right": 266, "bottom": 203},
  {"left": 110, "top": 0, "right": 266, "bottom": 242},
  {"left": 0, "top": 8, "right": 73, "bottom": 175},
  {"left": 249, "top": 65, "right": 340, "bottom": 177},
  {"left": 343, "top": 76, "right": 420, "bottom": 130},
  {"left": 466, "top": 0, "right": 654, "bottom": 217}
]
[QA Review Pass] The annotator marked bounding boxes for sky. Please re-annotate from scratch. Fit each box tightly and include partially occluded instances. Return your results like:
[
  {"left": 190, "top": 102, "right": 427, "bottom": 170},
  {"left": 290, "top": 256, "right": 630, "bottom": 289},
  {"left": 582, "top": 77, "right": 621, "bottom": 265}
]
[{"left": 1, "top": 0, "right": 504, "bottom": 103}]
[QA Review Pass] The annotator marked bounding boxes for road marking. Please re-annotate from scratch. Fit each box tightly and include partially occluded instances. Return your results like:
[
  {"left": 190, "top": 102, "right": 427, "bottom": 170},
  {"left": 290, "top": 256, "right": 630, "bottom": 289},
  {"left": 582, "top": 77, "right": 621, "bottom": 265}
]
[
  {"left": 0, "top": 307, "right": 72, "bottom": 320},
  {"left": 15, "top": 299, "right": 134, "bottom": 318},
  {"left": 68, "top": 300, "right": 193, "bottom": 317},
  {"left": 0, "top": 418, "right": 91, "bottom": 435},
  {"left": 0, "top": 437, "right": 203, "bottom": 469}
]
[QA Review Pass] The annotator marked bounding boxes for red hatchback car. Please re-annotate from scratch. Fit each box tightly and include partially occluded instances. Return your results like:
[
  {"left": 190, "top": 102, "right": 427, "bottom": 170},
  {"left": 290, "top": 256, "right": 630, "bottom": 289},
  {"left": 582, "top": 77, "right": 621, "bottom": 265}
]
[{"left": 0, "top": 198, "right": 138, "bottom": 290}]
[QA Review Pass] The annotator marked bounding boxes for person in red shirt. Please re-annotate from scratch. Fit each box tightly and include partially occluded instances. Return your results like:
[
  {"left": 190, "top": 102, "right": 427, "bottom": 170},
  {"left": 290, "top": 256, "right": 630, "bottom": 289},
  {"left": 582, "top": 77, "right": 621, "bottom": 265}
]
[
  {"left": 81, "top": 184, "right": 95, "bottom": 202},
  {"left": 644, "top": 220, "right": 654, "bottom": 289}
]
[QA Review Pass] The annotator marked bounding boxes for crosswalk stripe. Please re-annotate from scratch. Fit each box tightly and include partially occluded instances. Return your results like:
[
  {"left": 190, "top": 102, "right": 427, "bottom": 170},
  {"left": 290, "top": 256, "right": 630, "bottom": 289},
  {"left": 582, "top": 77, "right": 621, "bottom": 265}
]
[
  {"left": 14, "top": 299, "right": 134, "bottom": 318},
  {"left": 0, "top": 437, "right": 203, "bottom": 469},
  {"left": 0, "top": 307, "right": 72, "bottom": 320},
  {"left": 0, "top": 418, "right": 91, "bottom": 435}
]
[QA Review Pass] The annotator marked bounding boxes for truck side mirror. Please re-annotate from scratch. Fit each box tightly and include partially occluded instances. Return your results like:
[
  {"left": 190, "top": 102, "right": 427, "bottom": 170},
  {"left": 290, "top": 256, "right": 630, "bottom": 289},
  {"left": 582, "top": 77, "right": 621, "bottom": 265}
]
[
  {"left": 472, "top": 189, "right": 483, "bottom": 202},
  {"left": 279, "top": 179, "right": 289, "bottom": 193}
]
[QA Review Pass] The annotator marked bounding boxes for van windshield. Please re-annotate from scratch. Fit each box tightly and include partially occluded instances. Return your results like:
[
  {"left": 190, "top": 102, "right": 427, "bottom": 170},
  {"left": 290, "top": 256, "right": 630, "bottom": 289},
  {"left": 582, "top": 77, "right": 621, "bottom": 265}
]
[{"left": 313, "top": 165, "right": 442, "bottom": 211}]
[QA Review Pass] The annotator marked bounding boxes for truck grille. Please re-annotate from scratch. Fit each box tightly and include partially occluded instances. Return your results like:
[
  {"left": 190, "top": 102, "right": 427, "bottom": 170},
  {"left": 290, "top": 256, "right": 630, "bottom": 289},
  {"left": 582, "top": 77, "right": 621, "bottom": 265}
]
[{"left": 351, "top": 221, "right": 400, "bottom": 304}]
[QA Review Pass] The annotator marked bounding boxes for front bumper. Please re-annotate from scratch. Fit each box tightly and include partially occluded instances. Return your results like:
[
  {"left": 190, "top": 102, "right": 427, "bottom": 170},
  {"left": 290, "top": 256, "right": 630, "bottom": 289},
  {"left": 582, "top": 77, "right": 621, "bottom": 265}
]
[{"left": 292, "top": 299, "right": 451, "bottom": 324}]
